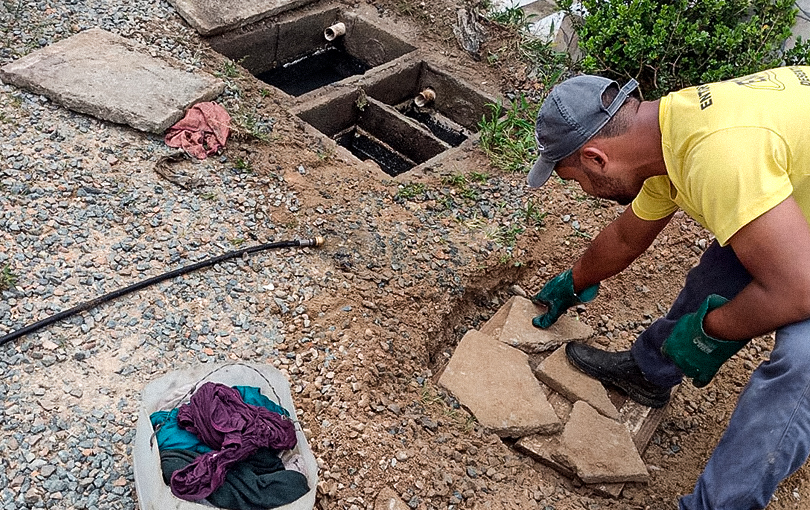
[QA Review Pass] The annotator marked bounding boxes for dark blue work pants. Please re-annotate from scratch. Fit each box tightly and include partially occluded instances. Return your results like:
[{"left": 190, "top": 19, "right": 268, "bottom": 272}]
[{"left": 630, "top": 242, "right": 810, "bottom": 509}]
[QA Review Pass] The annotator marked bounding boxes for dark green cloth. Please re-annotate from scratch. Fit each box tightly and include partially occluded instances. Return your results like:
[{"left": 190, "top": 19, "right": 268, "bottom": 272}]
[{"left": 160, "top": 448, "right": 309, "bottom": 510}]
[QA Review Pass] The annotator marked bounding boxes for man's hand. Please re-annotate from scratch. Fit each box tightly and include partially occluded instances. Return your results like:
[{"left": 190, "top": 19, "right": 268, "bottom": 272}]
[
  {"left": 662, "top": 294, "right": 750, "bottom": 387},
  {"left": 532, "top": 269, "right": 599, "bottom": 328}
]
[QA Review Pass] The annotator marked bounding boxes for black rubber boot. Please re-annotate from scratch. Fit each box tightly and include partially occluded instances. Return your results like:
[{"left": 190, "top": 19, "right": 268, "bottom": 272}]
[{"left": 565, "top": 342, "right": 671, "bottom": 408}]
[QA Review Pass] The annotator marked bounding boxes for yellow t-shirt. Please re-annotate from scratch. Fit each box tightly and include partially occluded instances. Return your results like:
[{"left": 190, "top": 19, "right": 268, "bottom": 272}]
[{"left": 632, "top": 66, "right": 810, "bottom": 245}]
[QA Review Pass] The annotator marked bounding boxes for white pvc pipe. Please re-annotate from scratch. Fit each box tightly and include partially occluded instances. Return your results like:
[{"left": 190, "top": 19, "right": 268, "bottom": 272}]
[{"left": 324, "top": 22, "right": 346, "bottom": 41}]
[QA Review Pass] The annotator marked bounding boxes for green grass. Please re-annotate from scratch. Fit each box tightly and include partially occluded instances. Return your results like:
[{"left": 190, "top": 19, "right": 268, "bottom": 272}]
[
  {"left": 234, "top": 157, "right": 253, "bottom": 172},
  {"left": 395, "top": 182, "right": 427, "bottom": 200},
  {"left": 492, "top": 223, "right": 525, "bottom": 248},
  {"left": 442, "top": 173, "right": 481, "bottom": 200},
  {"left": 0, "top": 264, "right": 17, "bottom": 291},
  {"left": 478, "top": 94, "right": 539, "bottom": 174},
  {"left": 220, "top": 59, "right": 241, "bottom": 79},
  {"left": 521, "top": 199, "right": 547, "bottom": 227},
  {"left": 231, "top": 111, "right": 274, "bottom": 142},
  {"left": 469, "top": 171, "right": 489, "bottom": 183}
]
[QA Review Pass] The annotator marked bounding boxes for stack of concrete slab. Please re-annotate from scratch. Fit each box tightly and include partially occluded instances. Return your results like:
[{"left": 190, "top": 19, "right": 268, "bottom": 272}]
[{"left": 438, "top": 296, "right": 667, "bottom": 496}]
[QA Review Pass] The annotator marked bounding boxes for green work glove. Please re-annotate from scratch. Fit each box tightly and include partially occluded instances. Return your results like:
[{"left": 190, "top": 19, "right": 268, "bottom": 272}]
[
  {"left": 531, "top": 269, "right": 599, "bottom": 329},
  {"left": 661, "top": 294, "right": 750, "bottom": 388}
]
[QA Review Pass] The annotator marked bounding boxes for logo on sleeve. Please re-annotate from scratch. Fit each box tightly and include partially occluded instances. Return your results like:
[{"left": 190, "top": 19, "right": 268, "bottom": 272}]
[{"left": 732, "top": 70, "right": 785, "bottom": 91}]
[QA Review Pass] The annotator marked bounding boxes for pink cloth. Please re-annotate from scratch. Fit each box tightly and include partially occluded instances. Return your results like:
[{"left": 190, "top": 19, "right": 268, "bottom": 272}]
[{"left": 165, "top": 102, "right": 231, "bottom": 159}]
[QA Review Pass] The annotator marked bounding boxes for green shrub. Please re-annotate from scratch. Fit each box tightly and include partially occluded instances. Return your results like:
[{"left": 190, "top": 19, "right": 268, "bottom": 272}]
[{"left": 562, "top": 0, "right": 808, "bottom": 98}]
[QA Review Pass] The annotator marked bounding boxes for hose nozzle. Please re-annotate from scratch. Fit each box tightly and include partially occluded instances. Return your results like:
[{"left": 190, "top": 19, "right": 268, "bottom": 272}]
[{"left": 300, "top": 236, "right": 325, "bottom": 247}]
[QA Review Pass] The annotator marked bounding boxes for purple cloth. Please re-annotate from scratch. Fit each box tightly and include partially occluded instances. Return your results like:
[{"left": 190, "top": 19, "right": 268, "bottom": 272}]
[{"left": 170, "top": 382, "right": 297, "bottom": 501}]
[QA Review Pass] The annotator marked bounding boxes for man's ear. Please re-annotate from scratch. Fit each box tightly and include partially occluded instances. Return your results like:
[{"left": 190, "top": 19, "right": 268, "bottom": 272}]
[{"left": 580, "top": 146, "right": 608, "bottom": 172}]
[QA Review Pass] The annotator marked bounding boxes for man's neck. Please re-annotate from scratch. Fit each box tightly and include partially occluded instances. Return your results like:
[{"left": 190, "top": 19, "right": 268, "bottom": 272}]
[{"left": 626, "top": 99, "right": 667, "bottom": 179}]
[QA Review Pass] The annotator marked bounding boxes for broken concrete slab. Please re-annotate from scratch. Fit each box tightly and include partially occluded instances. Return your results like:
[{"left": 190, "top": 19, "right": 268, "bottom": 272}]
[
  {"left": 375, "top": 488, "right": 409, "bottom": 510},
  {"left": 546, "top": 389, "right": 574, "bottom": 422},
  {"left": 535, "top": 346, "right": 619, "bottom": 420},
  {"left": 479, "top": 296, "right": 593, "bottom": 354},
  {"left": 558, "top": 401, "right": 649, "bottom": 484},
  {"left": 514, "top": 434, "right": 574, "bottom": 479},
  {"left": 166, "top": 0, "right": 317, "bottom": 36},
  {"left": 438, "top": 329, "right": 561, "bottom": 438},
  {"left": 0, "top": 29, "right": 224, "bottom": 134},
  {"left": 515, "top": 430, "right": 625, "bottom": 498}
]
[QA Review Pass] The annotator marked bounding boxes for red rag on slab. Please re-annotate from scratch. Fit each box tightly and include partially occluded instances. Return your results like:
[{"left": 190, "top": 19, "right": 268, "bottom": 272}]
[{"left": 164, "top": 102, "right": 231, "bottom": 159}]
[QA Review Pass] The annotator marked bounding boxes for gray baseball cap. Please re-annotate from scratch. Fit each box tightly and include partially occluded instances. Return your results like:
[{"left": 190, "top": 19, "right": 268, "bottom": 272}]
[{"left": 527, "top": 75, "right": 639, "bottom": 188}]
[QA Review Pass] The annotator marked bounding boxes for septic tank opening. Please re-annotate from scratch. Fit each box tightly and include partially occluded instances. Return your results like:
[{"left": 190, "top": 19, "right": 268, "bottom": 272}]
[
  {"left": 295, "top": 90, "right": 448, "bottom": 177},
  {"left": 256, "top": 43, "right": 371, "bottom": 97},
  {"left": 362, "top": 60, "right": 496, "bottom": 140},
  {"left": 207, "top": 9, "right": 416, "bottom": 98}
]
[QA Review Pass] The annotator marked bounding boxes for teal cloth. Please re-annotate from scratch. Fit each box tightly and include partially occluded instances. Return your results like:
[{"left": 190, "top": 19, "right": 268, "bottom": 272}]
[
  {"left": 150, "top": 409, "right": 213, "bottom": 453},
  {"left": 150, "top": 385, "right": 290, "bottom": 453},
  {"left": 235, "top": 386, "right": 289, "bottom": 418}
]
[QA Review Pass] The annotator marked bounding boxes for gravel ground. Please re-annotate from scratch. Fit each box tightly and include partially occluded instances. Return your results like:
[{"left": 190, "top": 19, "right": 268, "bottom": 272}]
[{"left": 5, "top": 1, "right": 793, "bottom": 509}]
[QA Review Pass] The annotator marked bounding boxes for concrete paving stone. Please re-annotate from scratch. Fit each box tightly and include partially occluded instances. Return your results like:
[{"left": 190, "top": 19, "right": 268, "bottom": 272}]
[
  {"left": 558, "top": 401, "right": 649, "bottom": 484},
  {"left": 536, "top": 346, "right": 619, "bottom": 420},
  {"left": 375, "top": 488, "right": 409, "bottom": 510},
  {"left": 438, "top": 329, "right": 561, "bottom": 438},
  {"left": 546, "top": 389, "right": 573, "bottom": 422},
  {"left": 479, "top": 296, "right": 593, "bottom": 354},
  {"left": 514, "top": 432, "right": 624, "bottom": 498},
  {"left": 0, "top": 29, "right": 225, "bottom": 134},
  {"left": 166, "top": 0, "right": 318, "bottom": 36}
]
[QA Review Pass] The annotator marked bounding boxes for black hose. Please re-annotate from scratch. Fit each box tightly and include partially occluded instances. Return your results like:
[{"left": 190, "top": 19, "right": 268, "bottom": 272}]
[{"left": 0, "top": 236, "right": 325, "bottom": 347}]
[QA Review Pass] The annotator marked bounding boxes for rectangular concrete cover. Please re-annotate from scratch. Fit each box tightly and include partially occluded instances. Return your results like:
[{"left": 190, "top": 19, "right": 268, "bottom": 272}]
[
  {"left": 167, "top": 0, "right": 318, "bottom": 36},
  {"left": 0, "top": 29, "right": 225, "bottom": 134}
]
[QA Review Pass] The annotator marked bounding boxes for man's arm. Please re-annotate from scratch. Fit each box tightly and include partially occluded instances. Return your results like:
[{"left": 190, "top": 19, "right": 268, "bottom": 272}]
[
  {"left": 703, "top": 196, "right": 810, "bottom": 340},
  {"left": 571, "top": 207, "right": 673, "bottom": 293}
]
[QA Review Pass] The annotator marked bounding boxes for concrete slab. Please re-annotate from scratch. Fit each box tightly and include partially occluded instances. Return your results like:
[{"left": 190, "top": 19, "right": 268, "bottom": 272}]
[
  {"left": 558, "top": 402, "right": 648, "bottom": 484},
  {"left": 515, "top": 430, "right": 625, "bottom": 498},
  {"left": 536, "top": 346, "right": 619, "bottom": 420},
  {"left": 166, "top": 0, "right": 317, "bottom": 36},
  {"left": 0, "top": 29, "right": 224, "bottom": 134},
  {"left": 479, "top": 296, "right": 593, "bottom": 354},
  {"left": 514, "top": 434, "right": 574, "bottom": 478},
  {"left": 438, "top": 330, "right": 561, "bottom": 438}
]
